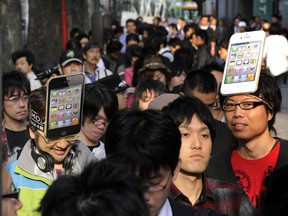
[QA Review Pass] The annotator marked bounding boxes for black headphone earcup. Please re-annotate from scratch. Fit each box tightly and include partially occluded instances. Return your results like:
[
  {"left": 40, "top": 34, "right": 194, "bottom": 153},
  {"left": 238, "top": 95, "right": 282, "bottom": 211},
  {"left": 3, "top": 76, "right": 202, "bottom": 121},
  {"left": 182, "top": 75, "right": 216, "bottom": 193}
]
[
  {"left": 63, "top": 146, "right": 78, "bottom": 171},
  {"left": 31, "top": 139, "right": 54, "bottom": 172}
]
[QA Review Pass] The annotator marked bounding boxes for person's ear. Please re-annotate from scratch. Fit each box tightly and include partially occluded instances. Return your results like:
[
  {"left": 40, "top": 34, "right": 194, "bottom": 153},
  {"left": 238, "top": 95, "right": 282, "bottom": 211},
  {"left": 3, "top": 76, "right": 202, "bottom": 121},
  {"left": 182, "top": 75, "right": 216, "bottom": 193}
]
[
  {"left": 172, "top": 159, "right": 181, "bottom": 181},
  {"left": 267, "top": 110, "right": 273, "bottom": 121}
]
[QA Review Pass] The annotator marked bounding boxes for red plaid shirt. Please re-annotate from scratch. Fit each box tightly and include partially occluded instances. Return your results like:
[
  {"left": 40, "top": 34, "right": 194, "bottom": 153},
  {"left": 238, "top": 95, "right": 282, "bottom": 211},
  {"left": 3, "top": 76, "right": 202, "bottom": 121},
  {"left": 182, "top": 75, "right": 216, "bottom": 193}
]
[{"left": 170, "top": 175, "right": 256, "bottom": 216}]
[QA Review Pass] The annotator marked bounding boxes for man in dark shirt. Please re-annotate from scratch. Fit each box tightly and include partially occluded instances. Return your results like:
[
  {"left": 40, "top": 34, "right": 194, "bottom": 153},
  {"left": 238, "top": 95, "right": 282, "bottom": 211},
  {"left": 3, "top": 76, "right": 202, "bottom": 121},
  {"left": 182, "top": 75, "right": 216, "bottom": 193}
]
[{"left": 2, "top": 70, "right": 31, "bottom": 160}]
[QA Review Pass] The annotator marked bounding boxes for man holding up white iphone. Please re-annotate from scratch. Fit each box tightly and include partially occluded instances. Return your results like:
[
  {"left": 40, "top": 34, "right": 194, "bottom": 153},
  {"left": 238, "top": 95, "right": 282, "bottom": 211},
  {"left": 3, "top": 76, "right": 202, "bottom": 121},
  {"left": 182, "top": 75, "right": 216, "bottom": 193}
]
[
  {"left": 7, "top": 76, "right": 94, "bottom": 216},
  {"left": 206, "top": 72, "right": 288, "bottom": 209}
]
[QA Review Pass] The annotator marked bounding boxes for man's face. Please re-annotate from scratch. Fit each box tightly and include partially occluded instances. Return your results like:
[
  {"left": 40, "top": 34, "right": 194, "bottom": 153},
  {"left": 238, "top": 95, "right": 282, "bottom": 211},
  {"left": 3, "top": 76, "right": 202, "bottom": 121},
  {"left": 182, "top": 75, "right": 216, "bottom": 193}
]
[
  {"left": 2, "top": 165, "right": 22, "bottom": 216},
  {"left": 15, "top": 57, "right": 33, "bottom": 74},
  {"left": 143, "top": 167, "right": 175, "bottom": 216},
  {"left": 218, "top": 46, "right": 228, "bottom": 61},
  {"left": 153, "top": 18, "right": 159, "bottom": 26},
  {"left": 200, "top": 17, "right": 209, "bottom": 26},
  {"left": 224, "top": 95, "right": 272, "bottom": 141},
  {"left": 178, "top": 115, "right": 212, "bottom": 174},
  {"left": 81, "top": 107, "right": 109, "bottom": 143},
  {"left": 83, "top": 48, "right": 101, "bottom": 65},
  {"left": 61, "top": 62, "right": 83, "bottom": 75},
  {"left": 126, "top": 22, "right": 136, "bottom": 34},
  {"left": 116, "top": 91, "right": 128, "bottom": 110},
  {"left": 36, "top": 131, "right": 74, "bottom": 163},
  {"left": 3, "top": 90, "right": 29, "bottom": 123},
  {"left": 196, "top": 36, "right": 205, "bottom": 46}
]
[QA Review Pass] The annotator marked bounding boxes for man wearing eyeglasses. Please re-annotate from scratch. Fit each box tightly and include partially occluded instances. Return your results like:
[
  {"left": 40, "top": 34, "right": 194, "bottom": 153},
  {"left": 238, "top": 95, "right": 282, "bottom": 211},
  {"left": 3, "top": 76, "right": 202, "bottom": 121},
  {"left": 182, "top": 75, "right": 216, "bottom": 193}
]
[
  {"left": 2, "top": 70, "right": 31, "bottom": 162},
  {"left": 206, "top": 72, "right": 288, "bottom": 209},
  {"left": 78, "top": 83, "right": 118, "bottom": 159},
  {"left": 7, "top": 87, "right": 94, "bottom": 216},
  {"left": 104, "top": 109, "right": 226, "bottom": 216},
  {"left": 182, "top": 70, "right": 237, "bottom": 156}
]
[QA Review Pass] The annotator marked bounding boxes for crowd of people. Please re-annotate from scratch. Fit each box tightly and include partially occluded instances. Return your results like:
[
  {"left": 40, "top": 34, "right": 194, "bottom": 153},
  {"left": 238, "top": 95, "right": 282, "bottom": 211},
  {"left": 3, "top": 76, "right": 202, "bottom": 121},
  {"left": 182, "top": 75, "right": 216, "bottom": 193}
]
[{"left": 2, "top": 12, "right": 288, "bottom": 216}]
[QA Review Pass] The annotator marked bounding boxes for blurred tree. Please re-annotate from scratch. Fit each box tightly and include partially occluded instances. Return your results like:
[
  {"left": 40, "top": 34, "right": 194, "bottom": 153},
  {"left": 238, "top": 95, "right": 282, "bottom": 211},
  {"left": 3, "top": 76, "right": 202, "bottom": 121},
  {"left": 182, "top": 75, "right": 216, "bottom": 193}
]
[
  {"left": 1, "top": 0, "right": 91, "bottom": 71},
  {"left": 0, "top": 0, "right": 22, "bottom": 71}
]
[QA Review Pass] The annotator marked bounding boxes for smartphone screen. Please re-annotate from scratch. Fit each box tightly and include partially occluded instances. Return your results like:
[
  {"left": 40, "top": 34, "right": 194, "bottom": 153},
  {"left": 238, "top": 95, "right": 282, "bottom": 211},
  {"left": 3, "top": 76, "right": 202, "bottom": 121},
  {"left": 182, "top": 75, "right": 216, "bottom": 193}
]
[
  {"left": 224, "top": 40, "right": 262, "bottom": 84},
  {"left": 46, "top": 74, "right": 84, "bottom": 139}
]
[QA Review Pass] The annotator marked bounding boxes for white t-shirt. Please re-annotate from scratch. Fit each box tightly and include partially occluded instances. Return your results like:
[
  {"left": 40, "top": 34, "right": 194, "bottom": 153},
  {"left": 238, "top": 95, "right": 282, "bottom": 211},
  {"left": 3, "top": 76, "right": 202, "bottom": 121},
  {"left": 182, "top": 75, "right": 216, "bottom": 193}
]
[
  {"left": 158, "top": 199, "right": 173, "bottom": 216},
  {"left": 26, "top": 71, "right": 42, "bottom": 91}
]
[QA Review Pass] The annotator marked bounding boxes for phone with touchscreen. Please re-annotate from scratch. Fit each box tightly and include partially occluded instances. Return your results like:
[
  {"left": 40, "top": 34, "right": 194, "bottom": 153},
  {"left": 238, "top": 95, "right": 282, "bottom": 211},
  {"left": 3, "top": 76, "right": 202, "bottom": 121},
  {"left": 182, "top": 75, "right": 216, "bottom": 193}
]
[
  {"left": 220, "top": 30, "right": 266, "bottom": 96},
  {"left": 45, "top": 74, "right": 84, "bottom": 139}
]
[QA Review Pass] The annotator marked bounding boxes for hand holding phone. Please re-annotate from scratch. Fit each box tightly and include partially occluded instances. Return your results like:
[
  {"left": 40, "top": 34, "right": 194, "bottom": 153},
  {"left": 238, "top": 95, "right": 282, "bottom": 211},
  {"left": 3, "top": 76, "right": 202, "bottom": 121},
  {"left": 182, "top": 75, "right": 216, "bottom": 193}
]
[{"left": 220, "top": 30, "right": 266, "bottom": 96}]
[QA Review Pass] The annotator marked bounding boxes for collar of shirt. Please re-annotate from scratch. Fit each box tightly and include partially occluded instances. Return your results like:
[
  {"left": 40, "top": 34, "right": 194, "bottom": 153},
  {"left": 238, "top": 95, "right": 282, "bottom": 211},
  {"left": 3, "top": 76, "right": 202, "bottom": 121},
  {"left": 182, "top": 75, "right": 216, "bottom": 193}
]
[
  {"left": 84, "top": 65, "right": 97, "bottom": 82},
  {"left": 26, "top": 71, "right": 37, "bottom": 79},
  {"left": 169, "top": 174, "right": 215, "bottom": 206},
  {"left": 158, "top": 199, "right": 173, "bottom": 216}
]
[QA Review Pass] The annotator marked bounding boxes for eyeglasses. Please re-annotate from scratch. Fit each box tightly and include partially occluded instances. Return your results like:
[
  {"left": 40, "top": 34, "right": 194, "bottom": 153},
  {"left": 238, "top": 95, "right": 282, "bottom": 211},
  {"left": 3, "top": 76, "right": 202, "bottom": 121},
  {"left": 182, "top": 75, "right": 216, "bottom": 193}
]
[
  {"left": 144, "top": 173, "right": 171, "bottom": 193},
  {"left": 223, "top": 101, "right": 264, "bottom": 112},
  {"left": 2, "top": 184, "right": 20, "bottom": 200},
  {"left": 37, "top": 130, "right": 79, "bottom": 144},
  {"left": 207, "top": 99, "right": 220, "bottom": 110},
  {"left": 3, "top": 95, "right": 29, "bottom": 104}
]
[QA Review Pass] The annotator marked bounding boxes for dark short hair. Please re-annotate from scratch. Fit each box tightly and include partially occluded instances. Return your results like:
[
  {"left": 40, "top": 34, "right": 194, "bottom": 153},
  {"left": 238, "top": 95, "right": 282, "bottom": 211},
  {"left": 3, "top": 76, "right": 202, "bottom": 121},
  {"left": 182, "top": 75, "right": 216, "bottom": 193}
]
[
  {"left": 169, "top": 61, "right": 188, "bottom": 77},
  {"left": 83, "top": 83, "right": 118, "bottom": 124},
  {"left": 168, "top": 23, "right": 178, "bottom": 31},
  {"left": 74, "top": 33, "right": 89, "bottom": 43},
  {"left": 201, "top": 62, "right": 224, "bottom": 73},
  {"left": 106, "top": 39, "right": 123, "bottom": 54},
  {"left": 132, "top": 79, "right": 167, "bottom": 109},
  {"left": 162, "top": 96, "right": 216, "bottom": 143},
  {"left": 82, "top": 40, "right": 100, "bottom": 54},
  {"left": 183, "top": 70, "right": 217, "bottom": 95},
  {"left": 125, "top": 44, "right": 142, "bottom": 67},
  {"left": 39, "top": 159, "right": 149, "bottom": 216},
  {"left": 168, "top": 37, "right": 182, "bottom": 48},
  {"left": 126, "top": 33, "right": 140, "bottom": 44},
  {"left": 194, "top": 29, "right": 209, "bottom": 44},
  {"left": 11, "top": 49, "right": 35, "bottom": 66},
  {"left": 126, "top": 18, "right": 136, "bottom": 26},
  {"left": 219, "top": 38, "right": 229, "bottom": 50},
  {"left": 2, "top": 70, "right": 31, "bottom": 98},
  {"left": 69, "top": 27, "right": 82, "bottom": 38},
  {"left": 105, "top": 109, "right": 181, "bottom": 178},
  {"left": 220, "top": 72, "right": 282, "bottom": 133}
]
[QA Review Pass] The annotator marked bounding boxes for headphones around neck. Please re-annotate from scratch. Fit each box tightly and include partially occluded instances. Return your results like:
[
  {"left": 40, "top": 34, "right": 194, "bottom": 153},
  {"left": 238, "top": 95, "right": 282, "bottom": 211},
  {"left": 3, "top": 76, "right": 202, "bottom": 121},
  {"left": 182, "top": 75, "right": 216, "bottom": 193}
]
[{"left": 31, "top": 139, "right": 78, "bottom": 173}]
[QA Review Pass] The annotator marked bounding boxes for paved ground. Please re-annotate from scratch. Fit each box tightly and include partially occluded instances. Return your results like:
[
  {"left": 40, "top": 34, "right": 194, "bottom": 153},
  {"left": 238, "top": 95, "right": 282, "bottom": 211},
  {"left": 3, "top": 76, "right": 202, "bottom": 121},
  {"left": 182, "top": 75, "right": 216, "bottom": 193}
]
[{"left": 273, "top": 84, "right": 288, "bottom": 140}]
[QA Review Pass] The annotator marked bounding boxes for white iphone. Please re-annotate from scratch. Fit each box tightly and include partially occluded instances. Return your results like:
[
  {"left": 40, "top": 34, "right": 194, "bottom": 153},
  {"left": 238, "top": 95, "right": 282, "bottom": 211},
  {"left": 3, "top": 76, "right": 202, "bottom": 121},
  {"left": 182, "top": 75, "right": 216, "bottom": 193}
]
[{"left": 220, "top": 30, "right": 266, "bottom": 96}]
